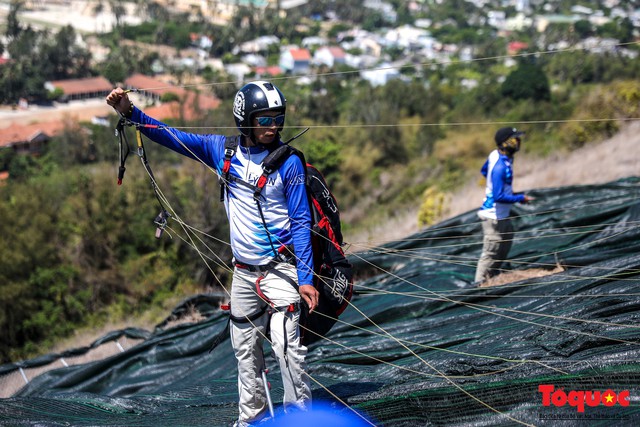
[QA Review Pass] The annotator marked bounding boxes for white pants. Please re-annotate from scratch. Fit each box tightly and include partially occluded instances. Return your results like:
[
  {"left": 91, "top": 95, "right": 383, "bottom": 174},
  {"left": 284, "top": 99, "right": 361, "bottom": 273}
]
[{"left": 230, "top": 262, "right": 312, "bottom": 423}]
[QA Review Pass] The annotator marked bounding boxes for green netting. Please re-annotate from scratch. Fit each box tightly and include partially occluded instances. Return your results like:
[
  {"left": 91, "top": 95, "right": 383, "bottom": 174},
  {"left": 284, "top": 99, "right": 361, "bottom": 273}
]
[{"left": 1, "top": 177, "right": 639, "bottom": 426}]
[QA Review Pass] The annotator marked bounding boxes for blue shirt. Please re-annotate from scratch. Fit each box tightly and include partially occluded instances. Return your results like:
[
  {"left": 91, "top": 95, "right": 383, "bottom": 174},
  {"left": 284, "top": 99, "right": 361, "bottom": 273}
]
[
  {"left": 478, "top": 149, "right": 525, "bottom": 220},
  {"left": 131, "top": 107, "right": 314, "bottom": 287}
]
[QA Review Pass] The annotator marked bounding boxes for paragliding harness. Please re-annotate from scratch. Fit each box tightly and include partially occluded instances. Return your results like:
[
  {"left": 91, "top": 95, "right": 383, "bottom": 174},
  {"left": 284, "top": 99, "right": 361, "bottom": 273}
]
[
  {"left": 115, "top": 117, "right": 352, "bottom": 342},
  {"left": 219, "top": 132, "right": 354, "bottom": 346},
  {"left": 115, "top": 118, "right": 171, "bottom": 239}
]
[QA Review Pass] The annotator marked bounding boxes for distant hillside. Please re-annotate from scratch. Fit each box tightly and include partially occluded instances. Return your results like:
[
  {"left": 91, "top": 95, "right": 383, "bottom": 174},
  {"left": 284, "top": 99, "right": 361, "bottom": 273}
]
[{"left": 347, "top": 120, "right": 640, "bottom": 245}]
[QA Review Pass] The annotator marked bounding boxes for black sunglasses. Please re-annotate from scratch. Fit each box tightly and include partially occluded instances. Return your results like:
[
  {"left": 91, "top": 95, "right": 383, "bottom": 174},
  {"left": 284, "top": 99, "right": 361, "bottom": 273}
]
[{"left": 256, "top": 115, "right": 285, "bottom": 127}]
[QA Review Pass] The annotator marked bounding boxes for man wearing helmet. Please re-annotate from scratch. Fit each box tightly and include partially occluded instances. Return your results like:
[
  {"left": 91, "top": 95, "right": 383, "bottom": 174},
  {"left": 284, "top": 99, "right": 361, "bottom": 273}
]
[
  {"left": 475, "top": 126, "right": 533, "bottom": 285},
  {"left": 107, "top": 81, "right": 318, "bottom": 426}
]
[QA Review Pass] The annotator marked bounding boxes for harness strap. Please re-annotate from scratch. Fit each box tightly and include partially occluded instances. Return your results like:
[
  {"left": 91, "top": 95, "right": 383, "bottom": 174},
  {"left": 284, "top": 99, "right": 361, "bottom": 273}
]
[
  {"left": 255, "top": 274, "right": 270, "bottom": 305},
  {"left": 223, "top": 273, "right": 299, "bottom": 367},
  {"left": 115, "top": 119, "right": 130, "bottom": 185},
  {"left": 219, "top": 136, "right": 265, "bottom": 200},
  {"left": 208, "top": 317, "right": 231, "bottom": 353},
  {"left": 233, "top": 245, "right": 295, "bottom": 273},
  {"left": 252, "top": 144, "right": 298, "bottom": 202},
  {"left": 220, "top": 136, "right": 239, "bottom": 202},
  {"left": 227, "top": 304, "right": 268, "bottom": 324},
  {"left": 218, "top": 137, "right": 304, "bottom": 259},
  {"left": 255, "top": 274, "right": 299, "bottom": 312},
  {"left": 253, "top": 172, "right": 269, "bottom": 201},
  {"left": 235, "top": 260, "right": 279, "bottom": 273},
  {"left": 115, "top": 120, "right": 171, "bottom": 238}
]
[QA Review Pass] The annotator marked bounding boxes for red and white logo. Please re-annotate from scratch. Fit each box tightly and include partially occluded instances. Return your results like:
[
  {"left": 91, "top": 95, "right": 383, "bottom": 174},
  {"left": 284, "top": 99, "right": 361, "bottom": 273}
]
[{"left": 539, "top": 384, "right": 630, "bottom": 413}]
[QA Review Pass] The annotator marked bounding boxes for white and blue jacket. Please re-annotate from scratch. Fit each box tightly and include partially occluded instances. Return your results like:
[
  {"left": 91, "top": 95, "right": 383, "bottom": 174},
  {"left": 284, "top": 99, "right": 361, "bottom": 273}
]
[
  {"left": 478, "top": 149, "right": 525, "bottom": 220},
  {"left": 132, "top": 108, "right": 314, "bottom": 287}
]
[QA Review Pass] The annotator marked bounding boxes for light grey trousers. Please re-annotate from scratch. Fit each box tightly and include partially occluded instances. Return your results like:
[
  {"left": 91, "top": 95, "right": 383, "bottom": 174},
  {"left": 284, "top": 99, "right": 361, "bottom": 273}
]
[
  {"left": 230, "top": 262, "right": 311, "bottom": 423},
  {"left": 475, "top": 215, "right": 514, "bottom": 283}
]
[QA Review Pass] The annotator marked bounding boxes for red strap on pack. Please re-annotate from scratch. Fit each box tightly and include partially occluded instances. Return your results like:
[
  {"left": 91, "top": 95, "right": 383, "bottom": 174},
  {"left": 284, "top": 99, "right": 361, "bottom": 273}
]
[
  {"left": 317, "top": 215, "right": 342, "bottom": 251},
  {"left": 256, "top": 174, "right": 268, "bottom": 189},
  {"left": 222, "top": 159, "right": 231, "bottom": 174}
]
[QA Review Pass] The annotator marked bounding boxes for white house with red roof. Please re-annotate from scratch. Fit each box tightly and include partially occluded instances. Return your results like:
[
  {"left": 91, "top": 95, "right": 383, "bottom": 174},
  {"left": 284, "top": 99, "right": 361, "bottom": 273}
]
[
  {"left": 313, "top": 46, "right": 346, "bottom": 68},
  {"left": 45, "top": 76, "right": 113, "bottom": 101},
  {"left": 0, "top": 121, "right": 66, "bottom": 156},
  {"left": 507, "top": 41, "right": 529, "bottom": 55},
  {"left": 279, "top": 47, "right": 312, "bottom": 75}
]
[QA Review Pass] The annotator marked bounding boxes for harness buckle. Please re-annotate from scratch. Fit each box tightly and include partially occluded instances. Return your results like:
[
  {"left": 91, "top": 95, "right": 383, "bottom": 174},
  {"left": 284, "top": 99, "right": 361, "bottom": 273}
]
[
  {"left": 275, "top": 245, "right": 295, "bottom": 265},
  {"left": 153, "top": 210, "right": 171, "bottom": 239}
]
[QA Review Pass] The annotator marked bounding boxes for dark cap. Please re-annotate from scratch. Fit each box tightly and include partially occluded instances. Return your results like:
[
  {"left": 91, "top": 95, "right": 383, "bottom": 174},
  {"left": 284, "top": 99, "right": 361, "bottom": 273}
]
[{"left": 495, "top": 127, "right": 525, "bottom": 145}]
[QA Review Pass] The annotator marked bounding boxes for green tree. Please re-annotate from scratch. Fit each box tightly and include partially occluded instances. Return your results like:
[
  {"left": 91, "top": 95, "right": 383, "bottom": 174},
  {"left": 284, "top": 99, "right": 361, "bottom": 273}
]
[
  {"left": 597, "top": 18, "right": 634, "bottom": 43},
  {"left": 5, "top": 0, "right": 24, "bottom": 39},
  {"left": 303, "top": 137, "right": 342, "bottom": 187},
  {"left": 544, "top": 51, "right": 591, "bottom": 85},
  {"left": 97, "top": 44, "right": 159, "bottom": 85},
  {"left": 7, "top": 154, "right": 41, "bottom": 181},
  {"left": 0, "top": 173, "right": 71, "bottom": 361},
  {"left": 0, "top": 58, "right": 47, "bottom": 103},
  {"left": 501, "top": 61, "right": 550, "bottom": 101},
  {"left": 6, "top": 25, "right": 39, "bottom": 61},
  {"left": 39, "top": 26, "right": 93, "bottom": 79},
  {"left": 46, "top": 121, "right": 98, "bottom": 165},
  {"left": 101, "top": 60, "right": 128, "bottom": 85},
  {"left": 573, "top": 19, "right": 593, "bottom": 39}
]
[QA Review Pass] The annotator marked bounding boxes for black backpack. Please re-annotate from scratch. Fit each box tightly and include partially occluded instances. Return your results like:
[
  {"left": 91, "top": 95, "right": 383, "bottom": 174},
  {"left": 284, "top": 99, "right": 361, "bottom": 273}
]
[{"left": 220, "top": 136, "right": 354, "bottom": 345}]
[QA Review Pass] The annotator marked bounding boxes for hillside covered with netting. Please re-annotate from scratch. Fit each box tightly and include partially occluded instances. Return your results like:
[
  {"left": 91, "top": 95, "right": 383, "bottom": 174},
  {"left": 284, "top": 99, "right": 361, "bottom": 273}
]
[{"left": 1, "top": 177, "right": 639, "bottom": 426}]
